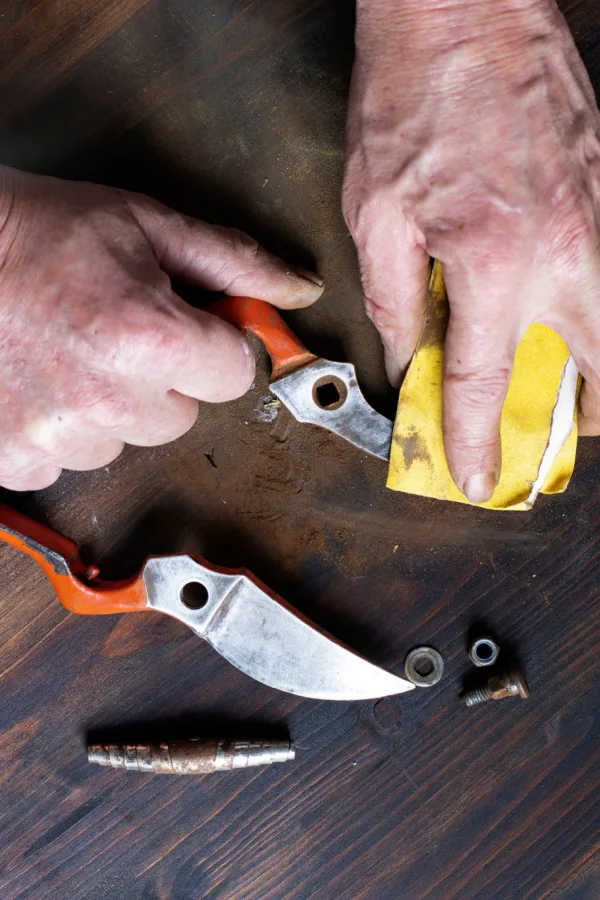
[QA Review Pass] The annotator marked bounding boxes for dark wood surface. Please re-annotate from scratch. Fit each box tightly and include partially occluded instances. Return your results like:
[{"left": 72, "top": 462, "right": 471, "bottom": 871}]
[{"left": 1, "top": 2, "right": 600, "bottom": 898}]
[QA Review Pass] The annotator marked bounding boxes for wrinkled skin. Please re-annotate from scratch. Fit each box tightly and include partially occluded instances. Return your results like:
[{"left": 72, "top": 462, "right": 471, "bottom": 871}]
[
  {"left": 344, "top": 0, "right": 600, "bottom": 502},
  {"left": 0, "top": 167, "right": 323, "bottom": 490}
]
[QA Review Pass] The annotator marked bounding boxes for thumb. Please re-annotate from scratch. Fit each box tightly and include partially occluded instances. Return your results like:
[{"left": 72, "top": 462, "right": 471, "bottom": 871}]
[
  {"left": 118, "top": 190, "right": 324, "bottom": 309},
  {"left": 442, "top": 267, "right": 519, "bottom": 503},
  {"left": 344, "top": 199, "right": 429, "bottom": 386}
]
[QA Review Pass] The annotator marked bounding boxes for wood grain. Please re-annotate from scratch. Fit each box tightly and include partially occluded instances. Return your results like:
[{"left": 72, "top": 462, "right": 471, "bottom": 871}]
[{"left": 0, "top": 1, "right": 599, "bottom": 898}]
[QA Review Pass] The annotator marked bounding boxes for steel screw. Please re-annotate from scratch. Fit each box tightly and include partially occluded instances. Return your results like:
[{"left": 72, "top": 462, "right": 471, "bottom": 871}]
[{"left": 463, "top": 666, "right": 529, "bottom": 707}]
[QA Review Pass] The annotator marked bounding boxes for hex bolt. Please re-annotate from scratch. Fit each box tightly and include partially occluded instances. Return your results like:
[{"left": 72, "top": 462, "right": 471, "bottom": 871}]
[{"left": 463, "top": 666, "right": 529, "bottom": 707}]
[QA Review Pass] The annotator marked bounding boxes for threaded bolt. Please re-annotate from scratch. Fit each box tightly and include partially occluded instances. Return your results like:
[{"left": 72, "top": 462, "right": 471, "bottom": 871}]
[
  {"left": 463, "top": 666, "right": 529, "bottom": 707},
  {"left": 464, "top": 687, "right": 492, "bottom": 707}
]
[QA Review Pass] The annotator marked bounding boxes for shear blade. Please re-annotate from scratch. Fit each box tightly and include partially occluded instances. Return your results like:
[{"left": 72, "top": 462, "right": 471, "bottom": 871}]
[
  {"left": 142, "top": 556, "right": 413, "bottom": 700},
  {"left": 270, "top": 359, "right": 393, "bottom": 461},
  {"left": 205, "top": 578, "right": 413, "bottom": 700}
]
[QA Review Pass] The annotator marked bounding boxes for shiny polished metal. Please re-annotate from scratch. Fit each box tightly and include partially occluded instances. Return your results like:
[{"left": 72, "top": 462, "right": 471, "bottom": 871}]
[{"left": 142, "top": 555, "right": 414, "bottom": 700}]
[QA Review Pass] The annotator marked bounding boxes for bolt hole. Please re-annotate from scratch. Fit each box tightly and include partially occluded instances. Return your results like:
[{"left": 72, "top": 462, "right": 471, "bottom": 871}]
[
  {"left": 316, "top": 381, "right": 340, "bottom": 408},
  {"left": 413, "top": 656, "right": 434, "bottom": 677},
  {"left": 312, "top": 375, "right": 348, "bottom": 411},
  {"left": 180, "top": 582, "right": 209, "bottom": 610},
  {"left": 475, "top": 641, "right": 494, "bottom": 661}
]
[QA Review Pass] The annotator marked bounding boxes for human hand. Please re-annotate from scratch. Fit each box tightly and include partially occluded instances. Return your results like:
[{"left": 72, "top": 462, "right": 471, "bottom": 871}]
[
  {"left": 343, "top": 0, "right": 600, "bottom": 502},
  {"left": 0, "top": 167, "right": 323, "bottom": 490}
]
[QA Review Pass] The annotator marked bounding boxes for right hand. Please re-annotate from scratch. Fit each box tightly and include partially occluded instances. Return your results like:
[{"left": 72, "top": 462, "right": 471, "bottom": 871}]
[
  {"left": 344, "top": 0, "right": 600, "bottom": 503},
  {"left": 0, "top": 166, "right": 324, "bottom": 490}
]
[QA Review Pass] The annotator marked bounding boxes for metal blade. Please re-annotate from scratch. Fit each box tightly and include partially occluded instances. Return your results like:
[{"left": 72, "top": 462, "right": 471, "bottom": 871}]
[
  {"left": 142, "top": 556, "right": 413, "bottom": 700},
  {"left": 269, "top": 359, "right": 393, "bottom": 461}
]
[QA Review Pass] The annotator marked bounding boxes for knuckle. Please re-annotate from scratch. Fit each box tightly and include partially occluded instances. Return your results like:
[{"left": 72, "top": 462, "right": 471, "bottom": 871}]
[
  {"left": 343, "top": 192, "right": 384, "bottom": 238},
  {"left": 114, "top": 305, "right": 188, "bottom": 371},
  {"left": 363, "top": 291, "right": 391, "bottom": 326},
  {"left": 223, "top": 227, "right": 261, "bottom": 261},
  {"left": 449, "top": 432, "right": 499, "bottom": 458},
  {"left": 547, "top": 184, "right": 598, "bottom": 269},
  {"left": 445, "top": 367, "right": 511, "bottom": 410},
  {"left": 79, "top": 385, "right": 135, "bottom": 430}
]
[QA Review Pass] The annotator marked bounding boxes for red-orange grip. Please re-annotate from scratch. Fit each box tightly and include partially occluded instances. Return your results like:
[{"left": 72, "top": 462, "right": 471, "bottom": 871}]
[
  {"left": 211, "top": 296, "right": 318, "bottom": 380},
  {"left": 0, "top": 503, "right": 147, "bottom": 616}
]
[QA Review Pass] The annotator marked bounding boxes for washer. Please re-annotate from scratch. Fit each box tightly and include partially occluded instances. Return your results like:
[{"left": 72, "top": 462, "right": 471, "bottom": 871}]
[{"left": 404, "top": 646, "right": 445, "bottom": 687}]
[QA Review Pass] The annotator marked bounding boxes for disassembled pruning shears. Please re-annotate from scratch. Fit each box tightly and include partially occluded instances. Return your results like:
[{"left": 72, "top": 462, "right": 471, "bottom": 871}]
[
  {"left": 213, "top": 297, "right": 394, "bottom": 460},
  {"left": 0, "top": 504, "right": 413, "bottom": 700}
]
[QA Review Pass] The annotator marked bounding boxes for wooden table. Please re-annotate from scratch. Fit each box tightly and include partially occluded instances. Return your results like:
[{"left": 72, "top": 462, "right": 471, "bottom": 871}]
[{"left": 1, "top": 2, "right": 599, "bottom": 898}]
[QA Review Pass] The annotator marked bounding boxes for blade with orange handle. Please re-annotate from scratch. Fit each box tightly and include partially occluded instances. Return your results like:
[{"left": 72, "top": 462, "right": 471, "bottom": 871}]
[
  {"left": 0, "top": 503, "right": 413, "bottom": 700},
  {"left": 211, "top": 296, "right": 393, "bottom": 460}
]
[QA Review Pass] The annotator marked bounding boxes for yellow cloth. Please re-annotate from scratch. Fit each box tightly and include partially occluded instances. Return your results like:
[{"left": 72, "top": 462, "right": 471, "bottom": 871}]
[{"left": 387, "top": 262, "right": 579, "bottom": 510}]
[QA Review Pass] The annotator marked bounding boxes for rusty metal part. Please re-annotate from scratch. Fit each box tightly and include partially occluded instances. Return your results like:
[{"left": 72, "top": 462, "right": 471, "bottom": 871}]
[
  {"left": 213, "top": 296, "right": 393, "bottom": 461},
  {"left": 463, "top": 666, "right": 529, "bottom": 707},
  {"left": 468, "top": 637, "right": 500, "bottom": 668},
  {"left": 0, "top": 503, "right": 414, "bottom": 701},
  {"left": 404, "top": 646, "right": 445, "bottom": 687},
  {"left": 88, "top": 739, "right": 295, "bottom": 774}
]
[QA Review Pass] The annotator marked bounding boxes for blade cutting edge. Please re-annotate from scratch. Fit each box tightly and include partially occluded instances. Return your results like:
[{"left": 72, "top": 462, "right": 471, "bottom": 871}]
[{"left": 142, "top": 556, "right": 413, "bottom": 700}]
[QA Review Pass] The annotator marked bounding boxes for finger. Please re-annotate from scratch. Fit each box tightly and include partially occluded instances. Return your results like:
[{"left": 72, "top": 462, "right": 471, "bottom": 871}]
[
  {"left": 578, "top": 379, "right": 600, "bottom": 435},
  {"left": 160, "top": 302, "right": 255, "bottom": 402},
  {"left": 118, "top": 190, "right": 324, "bottom": 309},
  {"left": 343, "top": 198, "right": 429, "bottom": 385},
  {"left": 551, "top": 286, "right": 600, "bottom": 437},
  {"left": 0, "top": 464, "right": 62, "bottom": 492},
  {"left": 442, "top": 267, "right": 519, "bottom": 503},
  {"left": 57, "top": 439, "right": 125, "bottom": 471},
  {"left": 24, "top": 386, "right": 198, "bottom": 455},
  {"left": 566, "top": 335, "right": 600, "bottom": 436},
  {"left": 116, "top": 390, "right": 199, "bottom": 446}
]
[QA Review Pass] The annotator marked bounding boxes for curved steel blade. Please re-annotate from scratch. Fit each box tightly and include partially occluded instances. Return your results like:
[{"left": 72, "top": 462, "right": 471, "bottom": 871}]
[
  {"left": 142, "top": 556, "right": 413, "bottom": 700},
  {"left": 269, "top": 359, "right": 393, "bottom": 461}
]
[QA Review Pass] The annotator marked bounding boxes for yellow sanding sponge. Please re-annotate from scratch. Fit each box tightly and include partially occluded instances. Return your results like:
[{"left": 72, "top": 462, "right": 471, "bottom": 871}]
[{"left": 387, "top": 262, "right": 579, "bottom": 510}]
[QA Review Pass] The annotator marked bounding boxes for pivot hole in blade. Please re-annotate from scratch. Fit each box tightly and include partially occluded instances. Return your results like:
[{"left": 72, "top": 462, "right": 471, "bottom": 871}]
[
  {"left": 180, "top": 581, "right": 209, "bottom": 610},
  {"left": 312, "top": 374, "right": 348, "bottom": 411}
]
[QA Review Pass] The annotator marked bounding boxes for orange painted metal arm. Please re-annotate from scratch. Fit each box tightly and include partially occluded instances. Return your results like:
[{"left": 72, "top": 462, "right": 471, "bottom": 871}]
[
  {"left": 211, "top": 296, "right": 318, "bottom": 380},
  {"left": 0, "top": 504, "right": 147, "bottom": 615}
]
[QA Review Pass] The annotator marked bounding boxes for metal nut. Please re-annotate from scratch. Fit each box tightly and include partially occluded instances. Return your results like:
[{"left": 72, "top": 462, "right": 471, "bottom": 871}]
[
  {"left": 404, "top": 647, "right": 444, "bottom": 687},
  {"left": 469, "top": 637, "right": 500, "bottom": 668}
]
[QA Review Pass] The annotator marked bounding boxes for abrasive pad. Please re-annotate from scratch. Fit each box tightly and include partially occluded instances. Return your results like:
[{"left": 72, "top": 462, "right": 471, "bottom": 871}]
[{"left": 387, "top": 262, "right": 579, "bottom": 510}]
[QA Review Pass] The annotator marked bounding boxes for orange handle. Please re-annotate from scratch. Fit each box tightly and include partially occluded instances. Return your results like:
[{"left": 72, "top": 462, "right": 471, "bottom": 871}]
[
  {"left": 211, "top": 296, "right": 318, "bottom": 380},
  {"left": 0, "top": 504, "right": 147, "bottom": 615}
]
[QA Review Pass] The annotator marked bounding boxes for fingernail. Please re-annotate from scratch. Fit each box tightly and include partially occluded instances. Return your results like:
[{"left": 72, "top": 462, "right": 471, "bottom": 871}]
[
  {"left": 384, "top": 347, "right": 402, "bottom": 389},
  {"left": 464, "top": 472, "right": 496, "bottom": 504},
  {"left": 291, "top": 265, "right": 324, "bottom": 288}
]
